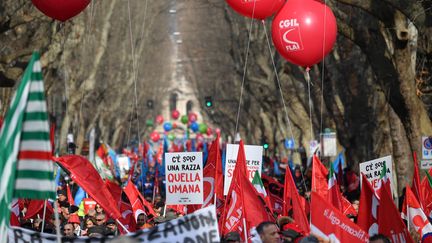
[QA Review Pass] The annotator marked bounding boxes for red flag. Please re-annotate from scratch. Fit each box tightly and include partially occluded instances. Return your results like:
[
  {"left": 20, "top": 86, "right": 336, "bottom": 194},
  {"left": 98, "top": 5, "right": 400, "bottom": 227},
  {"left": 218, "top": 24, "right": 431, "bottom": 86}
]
[
  {"left": 312, "top": 155, "right": 328, "bottom": 199},
  {"left": 188, "top": 134, "right": 223, "bottom": 213},
  {"left": 412, "top": 152, "right": 423, "bottom": 208},
  {"left": 66, "top": 184, "right": 75, "bottom": 206},
  {"left": 283, "top": 163, "right": 310, "bottom": 233},
  {"left": 55, "top": 155, "right": 122, "bottom": 219},
  {"left": 310, "top": 192, "right": 368, "bottom": 242},
  {"left": 358, "top": 173, "right": 379, "bottom": 234},
  {"left": 420, "top": 169, "right": 432, "bottom": 217},
  {"left": 123, "top": 180, "right": 146, "bottom": 221},
  {"left": 118, "top": 200, "right": 136, "bottom": 233},
  {"left": 24, "top": 200, "right": 53, "bottom": 220},
  {"left": 167, "top": 204, "right": 187, "bottom": 215},
  {"left": 221, "top": 141, "right": 272, "bottom": 240},
  {"left": 378, "top": 183, "right": 413, "bottom": 242},
  {"left": 105, "top": 179, "right": 122, "bottom": 203},
  {"left": 262, "top": 174, "right": 284, "bottom": 215},
  {"left": 405, "top": 185, "right": 432, "bottom": 240}
]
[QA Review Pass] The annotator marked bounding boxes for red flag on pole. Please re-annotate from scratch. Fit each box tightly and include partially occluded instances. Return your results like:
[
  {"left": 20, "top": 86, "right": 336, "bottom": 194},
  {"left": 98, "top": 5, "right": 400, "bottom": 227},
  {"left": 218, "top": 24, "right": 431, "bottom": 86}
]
[
  {"left": 357, "top": 173, "right": 379, "bottom": 234},
  {"left": 412, "top": 152, "right": 423, "bottom": 208},
  {"left": 55, "top": 155, "right": 122, "bottom": 219},
  {"left": 283, "top": 162, "right": 310, "bottom": 234},
  {"left": 405, "top": 185, "right": 432, "bottom": 240},
  {"left": 66, "top": 183, "right": 75, "bottom": 206},
  {"left": 378, "top": 183, "right": 413, "bottom": 242},
  {"left": 312, "top": 155, "right": 328, "bottom": 199},
  {"left": 310, "top": 192, "right": 368, "bottom": 242}
]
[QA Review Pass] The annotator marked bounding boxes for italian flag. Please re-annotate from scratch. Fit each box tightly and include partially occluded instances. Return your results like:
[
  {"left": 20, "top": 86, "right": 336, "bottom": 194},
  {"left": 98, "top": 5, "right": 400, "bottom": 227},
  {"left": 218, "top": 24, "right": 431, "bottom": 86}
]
[
  {"left": 252, "top": 170, "right": 273, "bottom": 214},
  {"left": 0, "top": 52, "right": 56, "bottom": 239}
]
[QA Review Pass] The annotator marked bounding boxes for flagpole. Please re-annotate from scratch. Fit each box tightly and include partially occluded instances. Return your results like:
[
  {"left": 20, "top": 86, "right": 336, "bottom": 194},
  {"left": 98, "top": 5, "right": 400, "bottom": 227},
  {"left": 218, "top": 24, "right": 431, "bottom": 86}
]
[
  {"left": 163, "top": 205, "right": 167, "bottom": 217},
  {"left": 116, "top": 219, "right": 130, "bottom": 233},
  {"left": 407, "top": 201, "right": 410, "bottom": 230},
  {"left": 243, "top": 217, "right": 248, "bottom": 241},
  {"left": 40, "top": 200, "right": 47, "bottom": 232},
  {"left": 53, "top": 201, "right": 61, "bottom": 243}
]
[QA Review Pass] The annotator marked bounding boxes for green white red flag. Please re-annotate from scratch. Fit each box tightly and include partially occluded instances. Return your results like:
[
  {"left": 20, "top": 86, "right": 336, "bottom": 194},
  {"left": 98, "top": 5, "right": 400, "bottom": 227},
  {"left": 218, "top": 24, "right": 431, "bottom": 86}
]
[{"left": 0, "top": 52, "right": 55, "bottom": 240}]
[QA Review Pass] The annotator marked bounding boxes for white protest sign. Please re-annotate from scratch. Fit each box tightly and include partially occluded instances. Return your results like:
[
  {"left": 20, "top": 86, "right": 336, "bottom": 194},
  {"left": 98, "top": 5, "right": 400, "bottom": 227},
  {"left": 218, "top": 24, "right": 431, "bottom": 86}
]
[
  {"left": 321, "top": 132, "right": 337, "bottom": 157},
  {"left": 117, "top": 155, "right": 130, "bottom": 179},
  {"left": 359, "top": 155, "right": 394, "bottom": 195},
  {"left": 422, "top": 136, "right": 432, "bottom": 160},
  {"left": 9, "top": 205, "right": 220, "bottom": 243},
  {"left": 224, "top": 144, "right": 263, "bottom": 195},
  {"left": 165, "top": 152, "right": 203, "bottom": 205}
]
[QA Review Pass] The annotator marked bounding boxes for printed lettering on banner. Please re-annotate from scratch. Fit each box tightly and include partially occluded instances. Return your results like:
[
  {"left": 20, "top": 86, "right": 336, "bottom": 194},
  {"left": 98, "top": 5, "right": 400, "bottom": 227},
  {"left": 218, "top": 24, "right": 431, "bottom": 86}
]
[
  {"left": 278, "top": 18, "right": 304, "bottom": 52},
  {"left": 8, "top": 206, "right": 220, "bottom": 243},
  {"left": 359, "top": 155, "right": 394, "bottom": 195},
  {"left": 165, "top": 152, "right": 203, "bottom": 205},
  {"left": 223, "top": 144, "right": 263, "bottom": 195}
]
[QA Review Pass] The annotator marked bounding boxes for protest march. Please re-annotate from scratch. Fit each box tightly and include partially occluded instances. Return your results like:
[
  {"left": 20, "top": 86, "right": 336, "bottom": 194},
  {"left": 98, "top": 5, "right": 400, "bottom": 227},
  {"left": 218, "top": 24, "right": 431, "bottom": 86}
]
[{"left": 1, "top": 0, "right": 432, "bottom": 243}]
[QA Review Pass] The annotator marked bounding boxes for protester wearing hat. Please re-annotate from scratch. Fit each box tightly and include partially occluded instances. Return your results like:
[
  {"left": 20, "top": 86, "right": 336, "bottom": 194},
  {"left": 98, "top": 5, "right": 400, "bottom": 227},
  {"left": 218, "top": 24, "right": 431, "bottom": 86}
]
[
  {"left": 222, "top": 231, "right": 241, "bottom": 243},
  {"left": 106, "top": 218, "right": 120, "bottom": 236},
  {"left": 280, "top": 223, "right": 303, "bottom": 243},
  {"left": 136, "top": 211, "right": 152, "bottom": 229},
  {"left": 68, "top": 214, "right": 82, "bottom": 236}
]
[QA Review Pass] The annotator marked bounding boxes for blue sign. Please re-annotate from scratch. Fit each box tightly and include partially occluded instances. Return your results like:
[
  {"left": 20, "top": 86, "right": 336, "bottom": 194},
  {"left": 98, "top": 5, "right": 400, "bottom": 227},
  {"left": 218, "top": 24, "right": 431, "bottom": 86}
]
[{"left": 285, "top": 138, "right": 295, "bottom": 149}]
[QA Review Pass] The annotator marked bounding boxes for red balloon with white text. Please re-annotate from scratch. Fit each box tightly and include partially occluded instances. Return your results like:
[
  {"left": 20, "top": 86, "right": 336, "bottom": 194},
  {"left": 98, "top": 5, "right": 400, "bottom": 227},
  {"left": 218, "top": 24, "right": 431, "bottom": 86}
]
[
  {"left": 31, "top": 0, "right": 90, "bottom": 22},
  {"left": 271, "top": 0, "right": 337, "bottom": 67},
  {"left": 226, "top": 0, "right": 285, "bottom": 20}
]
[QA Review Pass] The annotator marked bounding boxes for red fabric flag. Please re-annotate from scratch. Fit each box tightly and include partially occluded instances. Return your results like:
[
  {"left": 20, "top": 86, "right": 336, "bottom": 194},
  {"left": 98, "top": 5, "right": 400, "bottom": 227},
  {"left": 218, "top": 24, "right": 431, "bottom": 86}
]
[
  {"left": 188, "top": 134, "right": 223, "bottom": 213},
  {"left": 123, "top": 180, "right": 146, "bottom": 220},
  {"left": 420, "top": 169, "right": 432, "bottom": 217},
  {"left": 412, "top": 152, "right": 423, "bottom": 208},
  {"left": 341, "top": 196, "right": 357, "bottom": 216},
  {"left": 118, "top": 200, "right": 136, "bottom": 233},
  {"left": 262, "top": 174, "right": 285, "bottom": 215},
  {"left": 378, "top": 183, "right": 413, "bottom": 243},
  {"left": 358, "top": 173, "right": 379, "bottom": 234},
  {"left": 24, "top": 200, "right": 53, "bottom": 220},
  {"left": 66, "top": 184, "right": 75, "bottom": 206},
  {"left": 405, "top": 185, "right": 432, "bottom": 240},
  {"left": 167, "top": 204, "right": 187, "bottom": 215},
  {"left": 221, "top": 141, "right": 272, "bottom": 241},
  {"left": 283, "top": 163, "right": 310, "bottom": 234},
  {"left": 105, "top": 179, "right": 122, "bottom": 203},
  {"left": 312, "top": 155, "right": 328, "bottom": 199},
  {"left": 55, "top": 155, "right": 122, "bottom": 219},
  {"left": 310, "top": 192, "right": 368, "bottom": 242}
]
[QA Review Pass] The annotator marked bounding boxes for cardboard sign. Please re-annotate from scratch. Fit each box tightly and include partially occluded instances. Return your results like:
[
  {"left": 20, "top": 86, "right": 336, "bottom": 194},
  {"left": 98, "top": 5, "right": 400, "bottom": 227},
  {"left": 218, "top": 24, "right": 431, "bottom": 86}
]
[
  {"left": 165, "top": 152, "right": 203, "bottom": 205},
  {"left": 223, "top": 144, "right": 263, "bottom": 195},
  {"left": 8, "top": 206, "right": 220, "bottom": 243},
  {"left": 359, "top": 155, "right": 394, "bottom": 195},
  {"left": 422, "top": 136, "right": 432, "bottom": 160}
]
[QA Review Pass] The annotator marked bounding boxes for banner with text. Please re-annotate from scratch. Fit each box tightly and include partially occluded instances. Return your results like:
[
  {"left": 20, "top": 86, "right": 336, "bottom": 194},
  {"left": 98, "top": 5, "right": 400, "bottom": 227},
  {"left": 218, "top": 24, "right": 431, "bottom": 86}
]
[
  {"left": 8, "top": 206, "right": 219, "bottom": 243},
  {"left": 359, "top": 155, "right": 394, "bottom": 195},
  {"left": 165, "top": 152, "right": 203, "bottom": 205},
  {"left": 224, "top": 144, "right": 263, "bottom": 195},
  {"left": 311, "top": 192, "right": 369, "bottom": 242}
]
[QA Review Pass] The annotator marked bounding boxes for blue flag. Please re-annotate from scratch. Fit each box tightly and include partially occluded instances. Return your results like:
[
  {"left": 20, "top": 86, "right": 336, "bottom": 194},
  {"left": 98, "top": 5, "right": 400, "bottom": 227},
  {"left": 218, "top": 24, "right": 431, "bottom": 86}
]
[
  {"left": 203, "top": 142, "right": 208, "bottom": 166},
  {"left": 74, "top": 187, "right": 86, "bottom": 206},
  {"left": 274, "top": 160, "right": 281, "bottom": 176},
  {"left": 222, "top": 147, "right": 226, "bottom": 175},
  {"left": 333, "top": 152, "right": 345, "bottom": 173}
]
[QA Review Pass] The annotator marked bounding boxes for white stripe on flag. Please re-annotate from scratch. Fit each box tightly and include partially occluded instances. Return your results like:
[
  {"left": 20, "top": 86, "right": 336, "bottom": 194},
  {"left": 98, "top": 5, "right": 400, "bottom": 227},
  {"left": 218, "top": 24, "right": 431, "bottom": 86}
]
[
  {"left": 19, "top": 140, "right": 51, "bottom": 152},
  {"left": 16, "top": 160, "right": 53, "bottom": 171},
  {"left": 5, "top": 85, "right": 31, "bottom": 142},
  {"left": 25, "top": 100, "right": 47, "bottom": 113},
  {"left": 15, "top": 179, "right": 54, "bottom": 191},
  {"left": 0, "top": 136, "right": 21, "bottom": 200},
  {"left": 32, "top": 60, "right": 42, "bottom": 73},
  {"left": 29, "top": 80, "right": 44, "bottom": 92},
  {"left": 22, "top": 121, "right": 50, "bottom": 132}
]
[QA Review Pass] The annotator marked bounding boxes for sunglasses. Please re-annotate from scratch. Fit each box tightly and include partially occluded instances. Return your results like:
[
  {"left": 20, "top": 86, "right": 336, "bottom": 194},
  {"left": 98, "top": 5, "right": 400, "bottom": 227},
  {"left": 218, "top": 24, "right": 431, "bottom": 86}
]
[{"left": 96, "top": 218, "right": 104, "bottom": 221}]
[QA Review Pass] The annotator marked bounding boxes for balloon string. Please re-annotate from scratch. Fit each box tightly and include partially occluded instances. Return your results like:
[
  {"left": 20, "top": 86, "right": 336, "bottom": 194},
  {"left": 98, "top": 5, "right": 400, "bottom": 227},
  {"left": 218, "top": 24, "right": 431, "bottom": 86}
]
[
  {"left": 234, "top": 0, "right": 257, "bottom": 139},
  {"left": 262, "top": 20, "right": 309, "bottom": 198},
  {"left": 320, "top": 0, "right": 328, "bottom": 142},
  {"left": 261, "top": 21, "right": 296, "bottom": 154},
  {"left": 127, "top": 0, "right": 142, "bottom": 147},
  {"left": 305, "top": 67, "right": 314, "bottom": 142}
]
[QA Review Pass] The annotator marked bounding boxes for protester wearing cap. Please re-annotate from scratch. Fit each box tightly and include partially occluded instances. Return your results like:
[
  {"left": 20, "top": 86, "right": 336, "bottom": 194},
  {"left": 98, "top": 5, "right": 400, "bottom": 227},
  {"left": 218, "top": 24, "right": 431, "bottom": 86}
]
[
  {"left": 223, "top": 231, "right": 241, "bottom": 243},
  {"left": 106, "top": 218, "right": 120, "bottom": 236},
  {"left": 68, "top": 214, "right": 81, "bottom": 236},
  {"left": 280, "top": 223, "right": 303, "bottom": 243}
]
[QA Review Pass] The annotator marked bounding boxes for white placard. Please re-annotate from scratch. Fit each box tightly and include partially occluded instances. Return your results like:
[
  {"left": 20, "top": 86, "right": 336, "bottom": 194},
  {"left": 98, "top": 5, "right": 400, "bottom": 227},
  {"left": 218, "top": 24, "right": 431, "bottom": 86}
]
[
  {"left": 359, "top": 155, "right": 393, "bottom": 195},
  {"left": 117, "top": 155, "right": 130, "bottom": 179},
  {"left": 321, "top": 133, "right": 337, "bottom": 157},
  {"left": 165, "top": 152, "right": 203, "bottom": 205},
  {"left": 224, "top": 144, "right": 263, "bottom": 195},
  {"left": 422, "top": 136, "right": 432, "bottom": 160}
]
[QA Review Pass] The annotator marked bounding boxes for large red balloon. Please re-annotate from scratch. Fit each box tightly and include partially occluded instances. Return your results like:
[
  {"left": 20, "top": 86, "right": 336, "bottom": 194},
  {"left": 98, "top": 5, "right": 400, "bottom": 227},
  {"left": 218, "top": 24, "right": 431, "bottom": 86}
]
[
  {"left": 271, "top": 0, "right": 337, "bottom": 67},
  {"left": 31, "top": 0, "right": 90, "bottom": 22},
  {"left": 226, "top": 0, "right": 285, "bottom": 20}
]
